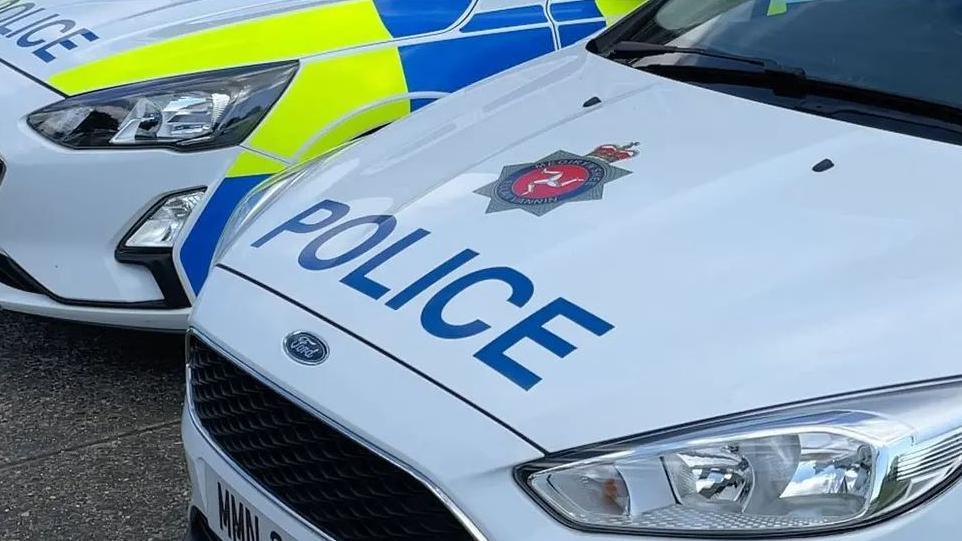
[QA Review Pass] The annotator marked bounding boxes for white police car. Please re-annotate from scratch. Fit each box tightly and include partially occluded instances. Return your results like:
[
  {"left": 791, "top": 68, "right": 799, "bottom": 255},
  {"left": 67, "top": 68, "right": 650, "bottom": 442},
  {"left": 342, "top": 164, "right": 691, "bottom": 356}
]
[
  {"left": 183, "top": 0, "right": 962, "bottom": 539},
  {"left": 0, "top": 0, "right": 639, "bottom": 331}
]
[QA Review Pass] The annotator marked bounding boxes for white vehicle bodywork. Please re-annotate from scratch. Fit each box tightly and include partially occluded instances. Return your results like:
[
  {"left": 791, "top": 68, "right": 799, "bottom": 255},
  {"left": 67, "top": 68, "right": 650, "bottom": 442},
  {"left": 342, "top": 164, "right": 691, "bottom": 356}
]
[
  {"left": 0, "top": 0, "right": 632, "bottom": 330},
  {"left": 185, "top": 43, "right": 962, "bottom": 540}
]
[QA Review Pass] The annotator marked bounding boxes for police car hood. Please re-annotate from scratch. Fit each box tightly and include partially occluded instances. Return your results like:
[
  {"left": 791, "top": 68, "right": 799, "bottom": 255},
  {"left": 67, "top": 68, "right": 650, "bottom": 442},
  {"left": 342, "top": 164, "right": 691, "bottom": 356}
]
[
  {"left": 0, "top": 0, "right": 335, "bottom": 85},
  {"left": 217, "top": 49, "right": 962, "bottom": 452}
]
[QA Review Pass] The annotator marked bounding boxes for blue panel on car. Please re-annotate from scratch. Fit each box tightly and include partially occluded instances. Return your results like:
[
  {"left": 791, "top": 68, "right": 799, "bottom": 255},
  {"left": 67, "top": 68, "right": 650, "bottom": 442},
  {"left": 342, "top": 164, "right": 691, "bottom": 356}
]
[
  {"left": 399, "top": 28, "right": 555, "bottom": 110},
  {"left": 559, "top": 20, "right": 605, "bottom": 46},
  {"left": 550, "top": 0, "right": 603, "bottom": 22},
  {"left": 180, "top": 174, "right": 270, "bottom": 294},
  {"left": 373, "top": 0, "right": 473, "bottom": 37},
  {"left": 461, "top": 5, "right": 548, "bottom": 33}
]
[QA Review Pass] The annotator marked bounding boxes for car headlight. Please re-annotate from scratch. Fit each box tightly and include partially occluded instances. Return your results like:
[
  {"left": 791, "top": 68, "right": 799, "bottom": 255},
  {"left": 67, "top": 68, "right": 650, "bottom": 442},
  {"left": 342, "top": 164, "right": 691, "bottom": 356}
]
[
  {"left": 124, "top": 189, "right": 206, "bottom": 249},
  {"left": 27, "top": 62, "right": 297, "bottom": 151},
  {"left": 519, "top": 379, "right": 962, "bottom": 537}
]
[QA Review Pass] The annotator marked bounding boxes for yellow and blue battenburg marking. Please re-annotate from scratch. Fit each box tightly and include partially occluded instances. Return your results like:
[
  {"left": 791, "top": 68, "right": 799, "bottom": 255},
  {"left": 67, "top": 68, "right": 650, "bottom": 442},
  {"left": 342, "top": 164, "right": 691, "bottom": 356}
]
[
  {"left": 168, "top": 3, "right": 549, "bottom": 295},
  {"left": 44, "top": 0, "right": 641, "bottom": 294},
  {"left": 178, "top": 151, "right": 286, "bottom": 296}
]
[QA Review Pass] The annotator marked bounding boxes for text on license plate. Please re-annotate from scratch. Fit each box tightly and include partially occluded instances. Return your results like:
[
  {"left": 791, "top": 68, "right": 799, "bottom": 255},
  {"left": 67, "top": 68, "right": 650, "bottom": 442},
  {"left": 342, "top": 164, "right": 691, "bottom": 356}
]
[{"left": 207, "top": 470, "right": 291, "bottom": 541}]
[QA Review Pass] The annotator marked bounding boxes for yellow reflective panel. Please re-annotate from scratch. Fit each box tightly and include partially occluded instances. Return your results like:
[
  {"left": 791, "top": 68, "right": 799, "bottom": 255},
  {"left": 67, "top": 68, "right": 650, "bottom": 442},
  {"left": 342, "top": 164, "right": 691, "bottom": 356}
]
[
  {"left": 226, "top": 151, "right": 286, "bottom": 178},
  {"left": 596, "top": 0, "right": 649, "bottom": 24},
  {"left": 299, "top": 101, "right": 408, "bottom": 161},
  {"left": 248, "top": 46, "right": 410, "bottom": 159},
  {"left": 50, "top": 0, "right": 392, "bottom": 94}
]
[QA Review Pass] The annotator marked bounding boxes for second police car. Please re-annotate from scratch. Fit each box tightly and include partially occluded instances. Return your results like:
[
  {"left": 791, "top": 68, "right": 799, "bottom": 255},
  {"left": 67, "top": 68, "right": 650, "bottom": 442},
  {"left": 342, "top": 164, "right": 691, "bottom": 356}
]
[
  {"left": 0, "top": 0, "right": 641, "bottom": 330},
  {"left": 185, "top": 0, "right": 962, "bottom": 540}
]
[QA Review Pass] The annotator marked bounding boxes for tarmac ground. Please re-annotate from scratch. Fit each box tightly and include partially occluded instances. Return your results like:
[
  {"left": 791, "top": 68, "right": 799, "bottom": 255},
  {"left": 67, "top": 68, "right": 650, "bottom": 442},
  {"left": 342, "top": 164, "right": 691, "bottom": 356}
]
[{"left": 0, "top": 311, "right": 189, "bottom": 540}]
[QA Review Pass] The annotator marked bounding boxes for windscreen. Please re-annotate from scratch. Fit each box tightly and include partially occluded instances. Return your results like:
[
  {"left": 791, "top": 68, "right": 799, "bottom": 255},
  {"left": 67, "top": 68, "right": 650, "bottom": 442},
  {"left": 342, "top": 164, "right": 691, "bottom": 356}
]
[{"left": 619, "top": 0, "right": 962, "bottom": 108}]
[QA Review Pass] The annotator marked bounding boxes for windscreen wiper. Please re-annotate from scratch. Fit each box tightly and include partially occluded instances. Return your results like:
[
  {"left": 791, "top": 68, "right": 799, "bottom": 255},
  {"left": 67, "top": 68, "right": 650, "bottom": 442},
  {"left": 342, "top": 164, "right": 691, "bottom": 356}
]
[
  {"left": 607, "top": 41, "right": 962, "bottom": 130},
  {"left": 792, "top": 100, "right": 962, "bottom": 140},
  {"left": 607, "top": 41, "right": 807, "bottom": 81}
]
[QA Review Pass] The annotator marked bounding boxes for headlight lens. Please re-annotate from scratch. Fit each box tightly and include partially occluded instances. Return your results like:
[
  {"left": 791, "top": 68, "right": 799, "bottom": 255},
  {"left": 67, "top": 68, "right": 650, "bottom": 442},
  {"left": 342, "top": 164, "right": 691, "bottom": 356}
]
[
  {"left": 125, "top": 189, "right": 206, "bottom": 249},
  {"left": 520, "top": 380, "right": 962, "bottom": 537},
  {"left": 28, "top": 62, "right": 297, "bottom": 151}
]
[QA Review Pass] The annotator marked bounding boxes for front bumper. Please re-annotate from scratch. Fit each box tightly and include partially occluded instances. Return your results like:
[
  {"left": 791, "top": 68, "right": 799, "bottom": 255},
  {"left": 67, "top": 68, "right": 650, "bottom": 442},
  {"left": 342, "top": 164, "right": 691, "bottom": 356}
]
[
  {"left": 0, "top": 279, "right": 189, "bottom": 329},
  {"left": 0, "top": 62, "right": 239, "bottom": 329},
  {"left": 184, "top": 267, "right": 962, "bottom": 540}
]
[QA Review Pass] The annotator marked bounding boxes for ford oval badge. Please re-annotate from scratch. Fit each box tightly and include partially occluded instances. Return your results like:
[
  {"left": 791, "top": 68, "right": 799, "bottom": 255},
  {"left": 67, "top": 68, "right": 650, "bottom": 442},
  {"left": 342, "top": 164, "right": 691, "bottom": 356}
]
[{"left": 283, "top": 332, "right": 330, "bottom": 366}]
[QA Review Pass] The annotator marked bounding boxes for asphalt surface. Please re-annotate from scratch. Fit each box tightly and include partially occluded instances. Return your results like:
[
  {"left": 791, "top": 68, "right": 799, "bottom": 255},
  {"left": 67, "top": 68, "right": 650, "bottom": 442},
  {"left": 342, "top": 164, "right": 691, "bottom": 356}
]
[{"left": 0, "top": 311, "right": 189, "bottom": 540}]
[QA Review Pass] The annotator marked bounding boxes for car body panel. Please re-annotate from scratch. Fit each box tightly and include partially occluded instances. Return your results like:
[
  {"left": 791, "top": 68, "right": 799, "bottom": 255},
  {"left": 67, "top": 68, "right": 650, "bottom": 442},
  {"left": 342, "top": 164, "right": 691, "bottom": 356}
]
[
  {"left": 0, "top": 282, "right": 190, "bottom": 328},
  {"left": 187, "top": 267, "right": 545, "bottom": 540},
  {"left": 186, "top": 269, "right": 962, "bottom": 540},
  {"left": 0, "top": 0, "right": 645, "bottom": 329},
  {"left": 0, "top": 61, "right": 233, "bottom": 304},
  {"left": 173, "top": 0, "right": 645, "bottom": 297},
  {"left": 217, "top": 48, "right": 962, "bottom": 452}
]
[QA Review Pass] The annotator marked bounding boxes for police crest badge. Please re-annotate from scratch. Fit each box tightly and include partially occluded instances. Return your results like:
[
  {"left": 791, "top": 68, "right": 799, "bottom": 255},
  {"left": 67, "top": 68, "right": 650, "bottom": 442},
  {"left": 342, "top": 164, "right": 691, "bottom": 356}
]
[{"left": 474, "top": 142, "right": 639, "bottom": 216}]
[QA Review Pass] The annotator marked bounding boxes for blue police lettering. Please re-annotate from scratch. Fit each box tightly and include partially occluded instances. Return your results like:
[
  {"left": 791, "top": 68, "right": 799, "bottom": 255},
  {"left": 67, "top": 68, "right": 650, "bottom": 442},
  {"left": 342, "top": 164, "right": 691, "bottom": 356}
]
[
  {"left": 475, "top": 298, "right": 614, "bottom": 390},
  {"left": 341, "top": 228, "right": 431, "bottom": 300},
  {"left": 421, "top": 267, "right": 534, "bottom": 339},
  {"left": 17, "top": 19, "right": 73, "bottom": 47},
  {"left": 5, "top": 11, "right": 55, "bottom": 37},
  {"left": 0, "top": 4, "right": 41, "bottom": 31},
  {"left": 33, "top": 27, "right": 99, "bottom": 62},
  {"left": 0, "top": 1, "right": 98, "bottom": 62},
  {"left": 253, "top": 199, "right": 349, "bottom": 247},
  {"left": 298, "top": 214, "right": 396, "bottom": 271},
  {"left": 253, "top": 199, "right": 615, "bottom": 390},
  {"left": 386, "top": 249, "right": 478, "bottom": 310},
  {"left": 0, "top": 2, "right": 37, "bottom": 27}
]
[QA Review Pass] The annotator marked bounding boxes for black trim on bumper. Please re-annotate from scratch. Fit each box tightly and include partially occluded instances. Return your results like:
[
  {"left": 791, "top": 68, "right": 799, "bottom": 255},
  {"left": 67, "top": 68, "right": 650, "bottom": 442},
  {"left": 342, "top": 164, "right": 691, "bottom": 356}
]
[
  {"left": 115, "top": 247, "right": 191, "bottom": 309},
  {"left": 0, "top": 253, "right": 44, "bottom": 294},
  {"left": 184, "top": 509, "right": 219, "bottom": 541},
  {"left": 113, "top": 187, "right": 204, "bottom": 310},
  {"left": 0, "top": 252, "right": 169, "bottom": 309}
]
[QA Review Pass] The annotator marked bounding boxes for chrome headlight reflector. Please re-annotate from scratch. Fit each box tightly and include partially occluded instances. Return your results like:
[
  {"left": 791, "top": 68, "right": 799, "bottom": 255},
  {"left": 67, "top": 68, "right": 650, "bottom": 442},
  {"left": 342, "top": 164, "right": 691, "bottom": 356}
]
[
  {"left": 519, "top": 380, "right": 962, "bottom": 537},
  {"left": 28, "top": 62, "right": 297, "bottom": 151}
]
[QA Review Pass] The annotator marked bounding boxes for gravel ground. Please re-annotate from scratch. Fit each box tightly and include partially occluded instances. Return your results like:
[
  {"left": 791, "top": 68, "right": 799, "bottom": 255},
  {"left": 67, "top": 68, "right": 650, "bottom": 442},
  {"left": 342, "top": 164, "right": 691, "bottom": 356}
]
[{"left": 0, "top": 311, "right": 189, "bottom": 540}]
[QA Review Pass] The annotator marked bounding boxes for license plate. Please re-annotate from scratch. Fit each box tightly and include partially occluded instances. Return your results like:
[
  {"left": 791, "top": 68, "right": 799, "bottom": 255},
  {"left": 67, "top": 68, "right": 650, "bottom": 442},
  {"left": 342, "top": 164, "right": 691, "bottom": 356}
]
[{"left": 205, "top": 467, "right": 294, "bottom": 541}]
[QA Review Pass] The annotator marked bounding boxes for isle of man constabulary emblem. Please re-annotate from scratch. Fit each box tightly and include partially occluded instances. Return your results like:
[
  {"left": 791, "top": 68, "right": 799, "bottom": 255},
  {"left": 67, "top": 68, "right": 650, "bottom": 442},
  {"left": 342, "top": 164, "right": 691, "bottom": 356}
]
[{"left": 474, "top": 142, "right": 639, "bottom": 216}]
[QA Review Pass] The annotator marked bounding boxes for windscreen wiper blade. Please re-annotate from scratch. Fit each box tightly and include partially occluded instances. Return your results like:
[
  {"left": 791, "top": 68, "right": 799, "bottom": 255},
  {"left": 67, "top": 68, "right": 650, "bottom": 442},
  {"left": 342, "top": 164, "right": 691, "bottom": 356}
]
[
  {"left": 793, "top": 101, "right": 962, "bottom": 138},
  {"left": 608, "top": 41, "right": 807, "bottom": 79},
  {"left": 608, "top": 41, "right": 962, "bottom": 128}
]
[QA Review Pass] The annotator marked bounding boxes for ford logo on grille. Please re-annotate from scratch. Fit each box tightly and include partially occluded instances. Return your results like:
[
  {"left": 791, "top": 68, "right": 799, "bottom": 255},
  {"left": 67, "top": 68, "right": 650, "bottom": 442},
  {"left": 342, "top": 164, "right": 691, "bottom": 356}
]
[{"left": 283, "top": 332, "right": 330, "bottom": 365}]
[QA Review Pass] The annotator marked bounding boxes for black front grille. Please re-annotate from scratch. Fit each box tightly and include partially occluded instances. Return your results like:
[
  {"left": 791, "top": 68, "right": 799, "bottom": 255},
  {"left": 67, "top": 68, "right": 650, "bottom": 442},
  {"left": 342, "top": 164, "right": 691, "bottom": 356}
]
[
  {"left": 188, "top": 338, "right": 476, "bottom": 541},
  {"left": 0, "top": 253, "right": 44, "bottom": 294}
]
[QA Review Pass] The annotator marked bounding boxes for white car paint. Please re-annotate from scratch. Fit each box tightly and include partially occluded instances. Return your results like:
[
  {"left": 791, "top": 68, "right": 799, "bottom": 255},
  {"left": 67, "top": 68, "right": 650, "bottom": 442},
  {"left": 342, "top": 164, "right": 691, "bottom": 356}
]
[
  {"left": 184, "top": 40, "right": 962, "bottom": 540},
  {"left": 0, "top": 0, "right": 627, "bottom": 329}
]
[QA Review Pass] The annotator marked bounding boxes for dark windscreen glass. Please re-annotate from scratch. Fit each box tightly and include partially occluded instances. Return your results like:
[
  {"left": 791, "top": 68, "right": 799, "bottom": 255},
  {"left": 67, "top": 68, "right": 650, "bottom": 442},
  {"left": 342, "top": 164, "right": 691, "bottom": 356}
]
[{"left": 619, "top": 0, "right": 962, "bottom": 108}]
